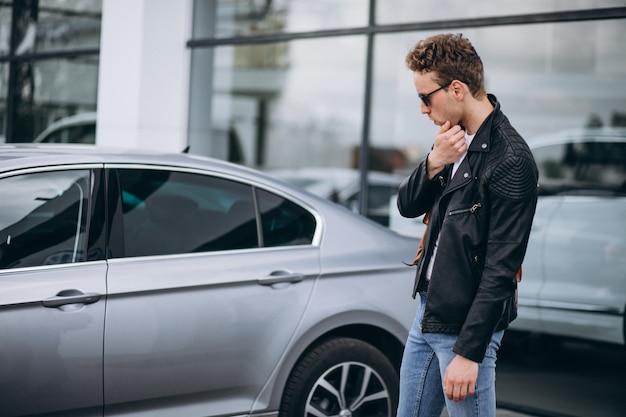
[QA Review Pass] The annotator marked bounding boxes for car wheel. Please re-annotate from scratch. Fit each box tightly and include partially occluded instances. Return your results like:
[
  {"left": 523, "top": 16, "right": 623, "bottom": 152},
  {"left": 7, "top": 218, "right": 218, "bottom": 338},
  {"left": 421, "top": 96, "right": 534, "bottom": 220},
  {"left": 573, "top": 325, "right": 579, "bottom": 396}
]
[{"left": 280, "top": 337, "right": 399, "bottom": 417}]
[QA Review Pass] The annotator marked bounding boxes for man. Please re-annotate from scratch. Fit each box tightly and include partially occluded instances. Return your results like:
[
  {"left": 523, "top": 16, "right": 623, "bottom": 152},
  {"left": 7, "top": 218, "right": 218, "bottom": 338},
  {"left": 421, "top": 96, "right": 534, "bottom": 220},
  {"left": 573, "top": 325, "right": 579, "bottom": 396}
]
[{"left": 396, "top": 33, "right": 538, "bottom": 417}]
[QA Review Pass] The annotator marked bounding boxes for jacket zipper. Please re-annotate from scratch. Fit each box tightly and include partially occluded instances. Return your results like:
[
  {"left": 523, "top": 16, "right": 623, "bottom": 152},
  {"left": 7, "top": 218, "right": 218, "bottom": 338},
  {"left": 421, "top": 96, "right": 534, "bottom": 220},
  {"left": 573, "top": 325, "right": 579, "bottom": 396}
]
[{"left": 448, "top": 202, "right": 482, "bottom": 216}]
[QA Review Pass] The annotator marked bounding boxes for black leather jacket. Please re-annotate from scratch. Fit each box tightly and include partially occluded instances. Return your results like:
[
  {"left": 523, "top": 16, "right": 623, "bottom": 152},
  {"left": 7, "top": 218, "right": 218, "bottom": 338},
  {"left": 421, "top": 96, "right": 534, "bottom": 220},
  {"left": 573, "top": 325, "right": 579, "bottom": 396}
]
[{"left": 397, "top": 95, "right": 538, "bottom": 363}]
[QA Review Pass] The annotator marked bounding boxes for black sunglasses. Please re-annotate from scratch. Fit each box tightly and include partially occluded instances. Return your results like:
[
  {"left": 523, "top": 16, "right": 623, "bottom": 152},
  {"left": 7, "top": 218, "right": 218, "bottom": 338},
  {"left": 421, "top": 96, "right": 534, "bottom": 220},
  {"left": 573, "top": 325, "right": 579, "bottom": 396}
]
[{"left": 418, "top": 82, "right": 451, "bottom": 107}]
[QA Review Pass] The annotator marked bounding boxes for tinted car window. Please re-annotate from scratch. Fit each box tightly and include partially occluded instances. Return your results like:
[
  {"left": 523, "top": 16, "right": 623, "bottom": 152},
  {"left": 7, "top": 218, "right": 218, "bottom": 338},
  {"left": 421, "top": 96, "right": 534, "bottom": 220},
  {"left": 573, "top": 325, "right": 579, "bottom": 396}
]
[
  {"left": 116, "top": 169, "right": 317, "bottom": 257},
  {"left": 533, "top": 141, "right": 626, "bottom": 196},
  {"left": 116, "top": 169, "right": 259, "bottom": 257},
  {"left": 0, "top": 170, "right": 91, "bottom": 269},
  {"left": 257, "top": 188, "right": 316, "bottom": 247}
]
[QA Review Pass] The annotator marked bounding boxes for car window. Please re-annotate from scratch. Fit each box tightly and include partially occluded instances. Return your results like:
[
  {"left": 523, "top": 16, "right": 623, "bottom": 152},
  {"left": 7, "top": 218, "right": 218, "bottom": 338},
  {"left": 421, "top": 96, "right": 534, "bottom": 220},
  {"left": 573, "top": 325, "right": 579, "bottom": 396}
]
[
  {"left": 0, "top": 170, "right": 91, "bottom": 269},
  {"left": 116, "top": 169, "right": 258, "bottom": 257},
  {"left": 116, "top": 169, "right": 316, "bottom": 257},
  {"left": 257, "top": 188, "right": 316, "bottom": 247},
  {"left": 533, "top": 141, "right": 626, "bottom": 196}
]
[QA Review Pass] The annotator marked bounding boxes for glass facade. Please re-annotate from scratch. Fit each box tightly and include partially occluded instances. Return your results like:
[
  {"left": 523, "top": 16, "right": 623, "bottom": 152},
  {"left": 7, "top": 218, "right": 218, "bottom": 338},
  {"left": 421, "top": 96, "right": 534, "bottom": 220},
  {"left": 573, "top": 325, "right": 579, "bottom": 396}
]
[
  {"left": 210, "top": 0, "right": 369, "bottom": 37},
  {"left": 371, "top": 20, "right": 626, "bottom": 164},
  {"left": 376, "top": 0, "right": 626, "bottom": 24},
  {"left": 188, "top": 1, "right": 626, "bottom": 232},
  {"left": 189, "top": 37, "right": 367, "bottom": 168},
  {"left": 0, "top": 0, "right": 101, "bottom": 143}
]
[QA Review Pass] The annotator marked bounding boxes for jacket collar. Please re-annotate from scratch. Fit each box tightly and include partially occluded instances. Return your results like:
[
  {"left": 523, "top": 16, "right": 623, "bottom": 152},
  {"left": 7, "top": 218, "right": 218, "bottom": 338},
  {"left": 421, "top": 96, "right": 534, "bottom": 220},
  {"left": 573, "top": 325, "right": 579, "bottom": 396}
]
[
  {"left": 467, "top": 94, "right": 501, "bottom": 154},
  {"left": 444, "top": 95, "right": 502, "bottom": 192}
]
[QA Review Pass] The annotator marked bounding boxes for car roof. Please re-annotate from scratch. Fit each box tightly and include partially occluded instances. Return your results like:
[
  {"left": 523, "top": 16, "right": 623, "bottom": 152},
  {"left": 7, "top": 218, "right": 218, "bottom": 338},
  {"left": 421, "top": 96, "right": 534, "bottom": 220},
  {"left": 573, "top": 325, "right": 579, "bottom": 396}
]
[{"left": 0, "top": 144, "right": 285, "bottom": 186}]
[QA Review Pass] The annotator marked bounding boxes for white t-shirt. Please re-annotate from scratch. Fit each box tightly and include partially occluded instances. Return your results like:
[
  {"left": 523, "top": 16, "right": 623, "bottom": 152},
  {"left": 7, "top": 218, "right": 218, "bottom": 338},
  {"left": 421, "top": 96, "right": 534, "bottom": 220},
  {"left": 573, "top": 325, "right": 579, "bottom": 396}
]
[{"left": 425, "top": 131, "right": 475, "bottom": 280}]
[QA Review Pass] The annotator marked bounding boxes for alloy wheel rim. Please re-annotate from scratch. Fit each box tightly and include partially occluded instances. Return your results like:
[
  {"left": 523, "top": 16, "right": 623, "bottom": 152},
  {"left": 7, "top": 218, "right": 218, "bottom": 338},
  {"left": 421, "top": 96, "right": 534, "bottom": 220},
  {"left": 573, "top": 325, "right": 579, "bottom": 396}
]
[{"left": 305, "top": 361, "right": 391, "bottom": 417}]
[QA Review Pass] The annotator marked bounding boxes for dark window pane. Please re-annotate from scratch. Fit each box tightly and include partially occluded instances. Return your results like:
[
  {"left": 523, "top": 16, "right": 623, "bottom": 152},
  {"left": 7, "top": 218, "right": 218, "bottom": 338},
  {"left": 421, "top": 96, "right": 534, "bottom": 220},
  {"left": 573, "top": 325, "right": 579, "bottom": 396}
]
[
  {"left": 257, "top": 188, "right": 315, "bottom": 247},
  {"left": 117, "top": 169, "right": 259, "bottom": 257},
  {"left": 0, "top": 170, "right": 91, "bottom": 269}
]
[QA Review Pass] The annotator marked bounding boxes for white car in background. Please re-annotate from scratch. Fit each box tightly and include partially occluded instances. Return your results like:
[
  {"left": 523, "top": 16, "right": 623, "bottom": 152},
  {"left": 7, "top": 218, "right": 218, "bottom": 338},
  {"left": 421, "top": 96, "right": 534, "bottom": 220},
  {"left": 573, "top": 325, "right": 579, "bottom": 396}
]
[
  {"left": 33, "top": 112, "right": 96, "bottom": 144},
  {"left": 512, "top": 127, "right": 626, "bottom": 347}
]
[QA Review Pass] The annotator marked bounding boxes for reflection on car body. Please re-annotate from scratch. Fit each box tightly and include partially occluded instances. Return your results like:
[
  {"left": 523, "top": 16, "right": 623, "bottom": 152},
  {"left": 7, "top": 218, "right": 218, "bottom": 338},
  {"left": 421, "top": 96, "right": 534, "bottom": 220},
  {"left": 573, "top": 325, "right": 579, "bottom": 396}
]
[
  {"left": 512, "top": 127, "right": 626, "bottom": 346},
  {"left": 0, "top": 144, "right": 419, "bottom": 417}
]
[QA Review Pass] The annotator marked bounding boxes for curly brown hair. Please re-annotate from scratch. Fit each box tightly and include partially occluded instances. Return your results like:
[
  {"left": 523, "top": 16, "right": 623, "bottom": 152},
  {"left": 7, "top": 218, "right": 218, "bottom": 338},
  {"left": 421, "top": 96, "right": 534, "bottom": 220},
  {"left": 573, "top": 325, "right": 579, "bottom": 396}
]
[{"left": 405, "top": 33, "right": 486, "bottom": 98}]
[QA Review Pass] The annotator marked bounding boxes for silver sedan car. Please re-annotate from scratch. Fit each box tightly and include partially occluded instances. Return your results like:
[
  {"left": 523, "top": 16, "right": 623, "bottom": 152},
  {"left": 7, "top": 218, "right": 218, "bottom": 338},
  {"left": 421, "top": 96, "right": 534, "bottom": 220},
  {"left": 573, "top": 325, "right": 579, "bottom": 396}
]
[{"left": 0, "top": 145, "right": 419, "bottom": 417}]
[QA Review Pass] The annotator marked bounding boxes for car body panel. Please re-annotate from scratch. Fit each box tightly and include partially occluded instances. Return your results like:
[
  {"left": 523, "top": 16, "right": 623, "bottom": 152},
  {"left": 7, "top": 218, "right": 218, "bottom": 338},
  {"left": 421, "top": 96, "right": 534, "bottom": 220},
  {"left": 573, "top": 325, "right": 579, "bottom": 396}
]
[
  {"left": 537, "top": 196, "right": 626, "bottom": 342},
  {"left": 0, "top": 262, "right": 107, "bottom": 416},
  {"left": 515, "top": 197, "right": 561, "bottom": 331},
  {"left": 251, "top": 219, "right": 418, "bottom": 412},
  {"left": 103, "top": 247, "right": 320, "bottom": 416}
]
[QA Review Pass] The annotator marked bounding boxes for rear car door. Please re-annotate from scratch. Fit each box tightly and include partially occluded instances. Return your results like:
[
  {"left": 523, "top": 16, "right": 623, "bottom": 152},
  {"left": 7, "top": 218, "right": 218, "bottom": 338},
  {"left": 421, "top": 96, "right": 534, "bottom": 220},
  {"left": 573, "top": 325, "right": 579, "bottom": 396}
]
[
  {"left": 103, "top": 166, "right": 320, "bottom": 416},
  {"left": 0, "top": 167, "right": 107, "bottom": 416}
]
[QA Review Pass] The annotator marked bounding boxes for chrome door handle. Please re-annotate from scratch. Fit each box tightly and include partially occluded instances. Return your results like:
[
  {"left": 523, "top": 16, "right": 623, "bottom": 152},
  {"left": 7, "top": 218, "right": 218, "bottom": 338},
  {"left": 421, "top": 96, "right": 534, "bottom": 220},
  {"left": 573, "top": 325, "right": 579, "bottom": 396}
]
[
  {"left": 258, "top": 270, "right": 305, "bottom": 285},
  {"left": 43, "top": 289, "right": 102, "bottom": 308}
]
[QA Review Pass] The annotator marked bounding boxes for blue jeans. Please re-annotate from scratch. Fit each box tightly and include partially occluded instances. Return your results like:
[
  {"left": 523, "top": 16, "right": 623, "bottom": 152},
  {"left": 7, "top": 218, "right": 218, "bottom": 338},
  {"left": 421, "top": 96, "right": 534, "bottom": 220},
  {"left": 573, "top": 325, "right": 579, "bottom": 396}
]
[{"left": 397, "top": 293, "right": 504, "bottom": 417}]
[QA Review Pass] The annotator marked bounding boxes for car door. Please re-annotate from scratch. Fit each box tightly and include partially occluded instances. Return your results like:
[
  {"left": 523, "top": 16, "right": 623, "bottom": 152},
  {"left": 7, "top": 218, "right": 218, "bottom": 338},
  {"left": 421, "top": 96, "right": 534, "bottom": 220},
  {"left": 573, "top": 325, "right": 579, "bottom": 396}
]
[
  {"left": 533, "top": 140, "right": 626, "bottom": 344},
  {"left": 0, "top": 168, "right": 107, "bottom": 416},
  {"left": 516, "top": 195, "right": 561, "bottom": 331},
  {"left": 540, "top": 196, "right": 626, "bottom": 342},
  {"left": 102, "top": 167, "right": 320, "bottom": 416}
]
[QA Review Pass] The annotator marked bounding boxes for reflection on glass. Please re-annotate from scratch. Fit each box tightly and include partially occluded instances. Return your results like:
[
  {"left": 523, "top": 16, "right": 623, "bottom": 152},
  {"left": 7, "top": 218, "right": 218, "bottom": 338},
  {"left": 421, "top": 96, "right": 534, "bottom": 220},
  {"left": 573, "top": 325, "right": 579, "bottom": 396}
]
[
  {"left": 19, "top": 57, "right": 99, "bottom": 141},
  {"left": 117, "top": 168, "right": 261, "bottom": 257},
  {"left": 370, "top": 21, "right": 626, "bottom": 173},
  {"left": 0, "top": 4, "right": 11, "bottom": 55},
  {"left": 256, "top": 188, "right": 316, "bottom": 246},
  {"left": 188, "top": 36, "right": 367, "bottom": 170},
  {"left": 376, "top": 0, "right": 625, "bottom": 24},
  {"left": 205, "top": 0, "right": 368, "bottom": 38},
  {"left": 36, "top": 0, "right": 102, "bottom": 52},
  {"left": 1, "top": 1, "right": 101, "bottom": 142},
  {"left": 0, "top": 63, "right": 6, "bottom": 140},
  {"left": 0, "top": 170, "right": 91, "bottom": 269}
]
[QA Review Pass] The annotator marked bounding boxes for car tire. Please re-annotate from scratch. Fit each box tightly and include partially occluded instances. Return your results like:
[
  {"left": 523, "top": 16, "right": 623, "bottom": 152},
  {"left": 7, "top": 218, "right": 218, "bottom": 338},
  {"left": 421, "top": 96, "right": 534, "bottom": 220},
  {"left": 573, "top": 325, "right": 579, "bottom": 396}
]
[{"left": 279, "top": 337, "right": 399, "bottom": 417}]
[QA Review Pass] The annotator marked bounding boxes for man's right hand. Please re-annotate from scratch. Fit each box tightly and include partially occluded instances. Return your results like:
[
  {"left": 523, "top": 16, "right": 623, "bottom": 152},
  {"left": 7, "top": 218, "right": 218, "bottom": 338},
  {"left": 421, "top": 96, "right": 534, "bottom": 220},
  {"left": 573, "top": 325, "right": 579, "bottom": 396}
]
[{"left": 427, "top": 121, "right": 466, "bottom": 179}]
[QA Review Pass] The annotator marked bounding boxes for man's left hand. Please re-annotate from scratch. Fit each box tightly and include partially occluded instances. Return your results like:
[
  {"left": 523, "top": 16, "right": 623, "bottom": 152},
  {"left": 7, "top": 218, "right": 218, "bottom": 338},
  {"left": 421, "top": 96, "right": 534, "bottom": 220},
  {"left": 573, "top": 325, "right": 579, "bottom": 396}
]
[{"left": 443, "top": 355, "right": 479, "bottom": 402}]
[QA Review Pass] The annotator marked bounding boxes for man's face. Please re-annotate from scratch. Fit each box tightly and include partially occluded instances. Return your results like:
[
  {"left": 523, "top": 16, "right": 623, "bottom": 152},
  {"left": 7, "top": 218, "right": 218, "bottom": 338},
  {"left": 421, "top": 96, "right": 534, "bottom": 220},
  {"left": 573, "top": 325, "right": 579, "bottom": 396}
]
[{"left": 413, "top": 71, "right": 458, "bottom": 126}]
